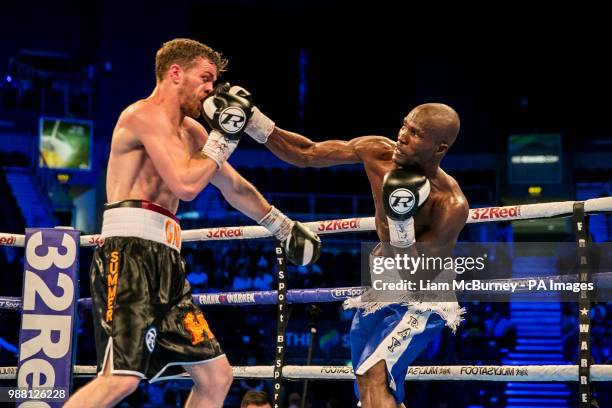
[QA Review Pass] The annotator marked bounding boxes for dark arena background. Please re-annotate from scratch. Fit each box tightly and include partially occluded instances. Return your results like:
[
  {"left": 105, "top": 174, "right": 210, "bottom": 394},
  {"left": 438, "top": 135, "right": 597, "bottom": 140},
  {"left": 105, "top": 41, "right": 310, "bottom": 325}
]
[{"left": 0, "top": 2, "right": 611, "bottom": 407}]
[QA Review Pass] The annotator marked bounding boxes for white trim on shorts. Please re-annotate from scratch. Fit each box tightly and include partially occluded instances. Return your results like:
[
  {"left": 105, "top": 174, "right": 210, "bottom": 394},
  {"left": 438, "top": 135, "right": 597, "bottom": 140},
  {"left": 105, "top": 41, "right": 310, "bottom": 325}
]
[
  {"left": 149, "top": 354, "right": 227, "bottom": 383},
  {"left": 355, "top": 310, "right": 432, "bottom": 391},
  {"left": 98, "top": 338, "right": 147, "bottom": 379}
]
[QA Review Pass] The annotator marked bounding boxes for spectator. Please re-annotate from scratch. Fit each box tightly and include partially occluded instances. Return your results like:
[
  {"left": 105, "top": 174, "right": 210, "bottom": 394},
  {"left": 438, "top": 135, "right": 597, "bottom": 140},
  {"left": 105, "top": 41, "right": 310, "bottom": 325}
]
[
  {"left": 253, "top": 265, "right": 274, "bottom": 290},
  {"left": 485, "top": 311, "right": 516, "bottom": 348},
  {"left": 232, "top": 266, "right": 254, "bottom": 291},
  {"left": 241, "top": 390, "right": 272, "bottom": 408},
  {"left": 239, "top": 357, "right": 267, "bottom": 395},
  {"left": 287, "top": 392, "right": 301, "bottom": 408},
  {"left": 187, "top": 263, "right": 208, "bottom": 292}
]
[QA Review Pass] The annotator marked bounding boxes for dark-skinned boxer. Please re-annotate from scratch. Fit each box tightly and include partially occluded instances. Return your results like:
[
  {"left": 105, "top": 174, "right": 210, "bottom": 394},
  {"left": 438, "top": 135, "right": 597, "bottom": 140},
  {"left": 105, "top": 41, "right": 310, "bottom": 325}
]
[{"left": 213, "top": 85, "right": 468, "bottom": 408}]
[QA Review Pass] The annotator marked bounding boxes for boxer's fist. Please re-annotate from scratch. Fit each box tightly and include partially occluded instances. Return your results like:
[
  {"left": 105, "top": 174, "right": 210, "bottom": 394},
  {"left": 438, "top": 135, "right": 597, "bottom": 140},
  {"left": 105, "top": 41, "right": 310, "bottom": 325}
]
[
  {"left": 258, "top": 206, "right": 321, "bottom": 266},
  {"left": 284, "top": 221, "right": 322, "bottom": 266},
  {"left": 202, "top": 82, "right": 253, "bottom": 138},
  {"left": 209, "top": 83, "right": 275, "bottom": 143},
  {"left": 220, "top": 84, "right": 275, "bottom": 143},
  {"left": 382, "top": 167, "right": 430, "bottom": 247},
  {"left": 382, "top": 167, "right": 430, "bottom": 221}
]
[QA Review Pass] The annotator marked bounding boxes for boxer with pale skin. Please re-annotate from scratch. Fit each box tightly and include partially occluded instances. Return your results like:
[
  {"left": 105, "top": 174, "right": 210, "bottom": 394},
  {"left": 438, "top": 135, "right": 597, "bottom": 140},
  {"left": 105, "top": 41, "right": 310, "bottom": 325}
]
[{"left": 65, "top": 39, "right": 320, "bottom": 408}]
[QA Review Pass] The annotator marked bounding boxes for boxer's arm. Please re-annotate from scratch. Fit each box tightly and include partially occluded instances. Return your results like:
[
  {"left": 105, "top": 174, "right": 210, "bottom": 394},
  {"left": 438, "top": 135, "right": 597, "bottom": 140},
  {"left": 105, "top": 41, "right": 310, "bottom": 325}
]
[
  {"left": 186, "top": 116, "right": 271, "bottom": 220},
  {"left": 130, "top": 111, "right": 218, "bottom": 201},
  {"left": 211, "top": 161, "right": 322, "bottom": 265},
  {"left": 264, "top": 127, "right": 372, "bottom": 167},
  {"left": 211, "top": 162, "right": 271, "bottom": 221},
  {"left": 235, "top": 84, "right": 390, "bottom": 167}
]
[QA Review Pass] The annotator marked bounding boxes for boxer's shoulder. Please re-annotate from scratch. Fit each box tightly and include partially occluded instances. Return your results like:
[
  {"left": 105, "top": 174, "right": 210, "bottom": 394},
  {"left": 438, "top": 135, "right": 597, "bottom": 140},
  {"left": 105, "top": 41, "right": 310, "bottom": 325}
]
[
  {"left": 439, "top": 169, "right": 468, "bottom": 204},
  {"left": 110, "top": 102, "right": 176, "bottom": 155},
  {"left": 428, "top": 172, "right": 469, "bottom": 225},
  {"left": 118, "top": 100, "right": 173, "bottom": 137},
  {"left": 350, "top": 135, "right": 395, "bottom": 159}
]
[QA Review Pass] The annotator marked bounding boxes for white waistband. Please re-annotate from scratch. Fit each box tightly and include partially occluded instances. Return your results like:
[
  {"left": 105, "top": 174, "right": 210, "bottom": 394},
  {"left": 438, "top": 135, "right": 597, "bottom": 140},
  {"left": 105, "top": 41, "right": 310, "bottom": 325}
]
[{"left": 101, "top": 207, "right": 181, "bottom": 251}]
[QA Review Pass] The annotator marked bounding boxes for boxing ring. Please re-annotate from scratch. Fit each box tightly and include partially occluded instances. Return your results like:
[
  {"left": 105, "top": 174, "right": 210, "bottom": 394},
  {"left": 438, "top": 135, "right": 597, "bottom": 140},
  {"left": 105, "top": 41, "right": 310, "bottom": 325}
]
[{"left": 1, "top": 196, "right": 612, "bottom": 407}]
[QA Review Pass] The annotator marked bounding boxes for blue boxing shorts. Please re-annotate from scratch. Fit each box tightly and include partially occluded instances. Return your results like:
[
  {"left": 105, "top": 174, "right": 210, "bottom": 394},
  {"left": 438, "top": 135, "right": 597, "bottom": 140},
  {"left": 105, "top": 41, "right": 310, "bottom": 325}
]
[{"left": 350, "top": 304, "right": 445, "bottom": 404}]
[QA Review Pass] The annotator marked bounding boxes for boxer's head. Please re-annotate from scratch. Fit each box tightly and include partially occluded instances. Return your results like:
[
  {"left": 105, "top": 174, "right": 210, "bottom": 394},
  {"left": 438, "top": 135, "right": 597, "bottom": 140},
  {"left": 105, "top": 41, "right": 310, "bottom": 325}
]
[
  {"left": 240, "top": 391, "right": 272, "bottom": 408},
  {"left": 393, "top": 103, "right": 460, "bottom": 168},
  {"left": 155, "top": 38, "right": 228, "bottom": 118}
]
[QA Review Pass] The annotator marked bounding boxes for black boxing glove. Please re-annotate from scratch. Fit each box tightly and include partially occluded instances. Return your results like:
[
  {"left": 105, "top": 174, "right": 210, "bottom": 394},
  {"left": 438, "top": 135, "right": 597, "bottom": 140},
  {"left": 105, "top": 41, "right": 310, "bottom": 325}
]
[
  {"left": 382, "top": 167, "right": 430, "bottom": 247},
  {"left": 285, "top": 222, "right": 322, "bottom": 266},
  {"left": 201, "top": 83, "right": 254, "bottom": 167},
  {"left": 203, "top": 82, "right": 253, "bottom": 137},
  {"left": 258, "top": 206, "right": 322, "bottom": 266},
  {"left": 221, "top": 84, "right": 275, "bottom": 144}
]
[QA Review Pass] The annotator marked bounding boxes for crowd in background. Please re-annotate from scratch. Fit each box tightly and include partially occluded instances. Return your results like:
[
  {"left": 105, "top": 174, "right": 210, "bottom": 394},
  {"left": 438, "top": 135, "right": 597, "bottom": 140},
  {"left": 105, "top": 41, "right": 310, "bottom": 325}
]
[{"left": 1, "top": 231, "right": 610, "bottom": 406}]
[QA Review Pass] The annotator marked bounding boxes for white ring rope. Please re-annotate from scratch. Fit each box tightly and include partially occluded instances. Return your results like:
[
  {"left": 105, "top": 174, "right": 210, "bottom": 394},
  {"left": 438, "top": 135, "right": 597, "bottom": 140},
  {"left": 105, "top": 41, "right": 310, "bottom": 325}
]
[
  {"left": 0, "top": 197, "right": 611, "bottom": 248},
  {"left": 0, "top": 364, "right": 611, "bottom": 381},
  {"left": 0, "top": 198, "right": 611, "bottom": 386}
]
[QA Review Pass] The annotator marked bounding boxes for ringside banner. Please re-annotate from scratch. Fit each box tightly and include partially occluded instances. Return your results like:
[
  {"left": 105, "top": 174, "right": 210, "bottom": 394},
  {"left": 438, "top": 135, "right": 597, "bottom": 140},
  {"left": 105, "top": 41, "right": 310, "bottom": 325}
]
[{"left": 16, "top": 228, "right": 80, "bottom": 407}]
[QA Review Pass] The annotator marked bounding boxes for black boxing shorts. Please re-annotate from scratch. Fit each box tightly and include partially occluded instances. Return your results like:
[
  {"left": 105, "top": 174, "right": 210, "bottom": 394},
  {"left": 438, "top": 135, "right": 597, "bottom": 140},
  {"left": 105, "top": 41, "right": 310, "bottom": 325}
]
[{"left": 90, "top": 200, "right": 224, "bottom": 382}]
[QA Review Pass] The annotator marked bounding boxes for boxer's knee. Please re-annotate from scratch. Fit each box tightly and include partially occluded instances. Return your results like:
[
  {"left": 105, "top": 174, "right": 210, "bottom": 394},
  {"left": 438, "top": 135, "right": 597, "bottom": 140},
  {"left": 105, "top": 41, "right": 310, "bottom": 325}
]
[
  {"left": 212, "top": 362, "right": 233, "bottom": 393},
  {"left": 356, "top": 360, "right": 388, "bottom": 393},
  {"left": 188, "top": 357, "right": 233, "bottom": 398},
  {"left": 100, "top": 374, "right": 140, "bottom": 399}
]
